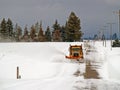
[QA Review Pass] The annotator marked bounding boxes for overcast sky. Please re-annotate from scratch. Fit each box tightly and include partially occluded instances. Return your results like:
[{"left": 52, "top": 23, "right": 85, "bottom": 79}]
[{"left": 0, "top": 0, "right": 120, "bottom": 38}]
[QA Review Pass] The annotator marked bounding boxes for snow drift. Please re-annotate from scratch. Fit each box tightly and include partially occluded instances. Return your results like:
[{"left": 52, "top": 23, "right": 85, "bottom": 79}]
[
  {"left": 0, "top": 42, "right": 84, "bottom": 79},
  {"left": 0, "top": 41, "right": 120, "bottom": 90}
]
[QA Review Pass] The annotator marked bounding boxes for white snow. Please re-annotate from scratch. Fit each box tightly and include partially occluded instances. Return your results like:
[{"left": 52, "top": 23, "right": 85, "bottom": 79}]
[
  {"left": 0, "top": 41, "right": 120, "bottom": 90},
  {"left": 93, "top": 41, "right": 120, "bottom": 81}
]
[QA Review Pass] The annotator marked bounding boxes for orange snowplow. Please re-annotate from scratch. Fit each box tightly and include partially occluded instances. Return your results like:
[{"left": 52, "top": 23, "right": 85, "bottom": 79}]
[{"left": 66, "top": 45, "right": 84, "bottom": 60}]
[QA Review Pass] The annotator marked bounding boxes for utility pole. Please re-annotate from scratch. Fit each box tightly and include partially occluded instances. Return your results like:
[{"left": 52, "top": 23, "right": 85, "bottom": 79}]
[
  {"left": 113, "top": 10, "right": 120, "bottom": 39},
  {"left": 98, "top": 30, "right": 101, "bottom": 40},
  {"left": 100, "top": 26, "right": 107, "bottom": 47},
  {"left": 102, "top": 29, "right": 105, "bottom": 47},
  {"left": 100, "top": 28, "right": 105, "bottom": 46},
  {"left": 103, "top": 26, "right": 108, "bottom": 47},
  {"left": 107, "top": 23, "right": 115, "bottom": 50}
]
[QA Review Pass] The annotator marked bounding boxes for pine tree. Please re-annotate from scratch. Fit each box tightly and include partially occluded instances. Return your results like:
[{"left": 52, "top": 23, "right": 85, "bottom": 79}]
[
  {"left": 23, "top": 25, "right": 29, "bottom": 42},
  {"left": 7, "top": 18, "right": 13, "bottom": 37},
  {"left": 112, "top": 33, "right": 117, "bottom": 40},
  {"left": 13, "top": 23, "right": 22, "bottom": 41},
  {"left": 52, "top": 20, "right": 61, "bottom": 41},
  {"left": 45, "top": 26, "right": 51, "bottom": 41},
  {"left": 35, "top": 22, "right": 39, "bottom": 34},
  {"left": 66, "top": 12, "right": 82, "bottom": 41},
  {"left": 52, "top": 30, "right": 61, "bottom": 42},
  {"left": 60, "top": 26, "right": 66, "bottom": 42},
  {"left": 17, "top": 26, "right": 22, "bottom": 36},
  {"left": 14, "top": 23, "right": 18, "bottom": 38},
  {"left": 23, "top": 25, "right": 28, "bottom": 36},
  {"left": 0, "top": 18, "right": 7, "bottom": 38},
  {"left": 93, "top": 34, "right": 98, "bottom": 40},
  {"left": 30, "top": 25, "right": 36, "bottom": 41},
  {"left": 38, "top": 23, "right": 45, "bottom": 42},
  {"left": 16, "top": 26, "right": 22, "bottom": 41},
  {"left": 112, "top": 39, "right": 120, "bottom": 47},
  {"left": 52, "top": 19, "right": 60, "bottom": 30},
  {"left": 64, "top": 21, "right": 68, "bottom": 41}
]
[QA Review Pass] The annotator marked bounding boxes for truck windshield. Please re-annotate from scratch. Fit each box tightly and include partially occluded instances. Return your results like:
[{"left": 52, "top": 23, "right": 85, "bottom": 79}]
[{"left": 72, "top": 48, "right": 80, "bottom": 51}]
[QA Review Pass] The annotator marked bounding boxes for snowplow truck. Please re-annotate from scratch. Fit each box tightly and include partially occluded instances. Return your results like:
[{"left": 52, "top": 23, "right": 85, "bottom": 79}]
[{"left": 66, "top": 45, "right": 83, "bottom": 60}]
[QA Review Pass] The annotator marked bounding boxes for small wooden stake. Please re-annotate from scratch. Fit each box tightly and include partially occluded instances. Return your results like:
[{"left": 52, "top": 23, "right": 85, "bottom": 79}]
[{"left": 17, "top": 66, "right": 21, "bottom": 79}]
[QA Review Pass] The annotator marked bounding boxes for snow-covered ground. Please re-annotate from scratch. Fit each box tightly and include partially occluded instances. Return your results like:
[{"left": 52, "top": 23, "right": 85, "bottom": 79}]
[
  {"left": 93, "top": 40, "right": 120, "bottom": 81},
  {"left": 0, "top": 41, "right": 120, "bottom": 90}
]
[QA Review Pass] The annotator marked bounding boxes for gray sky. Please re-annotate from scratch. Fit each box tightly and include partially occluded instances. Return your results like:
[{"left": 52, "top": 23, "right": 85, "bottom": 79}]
[{"left": 0, "top": 0, "right": 120, "bottom": 38}]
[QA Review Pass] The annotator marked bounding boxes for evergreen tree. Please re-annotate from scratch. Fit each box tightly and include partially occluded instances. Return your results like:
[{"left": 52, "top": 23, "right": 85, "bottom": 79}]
[
  {"left": 45, "top": 26, "right": 51, "bottom": 41},
  {"left": 0, "top": 18, "right": 7, "bottom": 38},
  {"left": 52, "top": 29, "right": 61, "bottom": 42},
  {"left": 35, "top": 22, "right": 39, "bottom": 34},
  {"left": 23, "top": 25, "right": 29, "bottom": 42},
  {"left": 66, "top": 12, "right": 82, "bottom": 41},
  {"left": 52, "top": 20, "right": 61, "bottom": 41},
  {"left": 17, "top": 26, "right": 22, "bottom": 36},
  {"left": 30, "top": 25, "right": 36, "bottom": 40},
  {"left": 38, "top": 23, "right": 45, "bottom": 42},
  {"left": 112, "top": 33, "right": 117, "bottom": 40},
  {"left": 23, "top": 25, "right": 28, "bottom": 36},
  {"left": 14, "top": 23, "right": 18, "bottom": 38},
  {"left": 112, "top": 39, "right": 120, "bottom": 47},
  {"left": 16, "top": 26, "right": 22, "bottom": 41},
  {"left": 52, "top": 20, "right": 60, "bottom": 30},
  {"left": 60, "top": 26, "right": 66, "bottom": 41},
  {"left": 93, "top": 34, "right": 98, "bottom": 40},
  {"left": 64, "top": 21, "right": 68, "bottom": 41},
  {"left": 7, "top": 18, "right": 13, "bottom": 37}
]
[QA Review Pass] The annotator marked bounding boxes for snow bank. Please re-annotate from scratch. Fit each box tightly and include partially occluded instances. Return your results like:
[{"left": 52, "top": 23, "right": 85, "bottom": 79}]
[
  {"left": 107, "top": 48, "right": 120, "bottom": 81},
  {"left": 0, "top": 42, "right": 84, "bottom": 79},
  {"left": 93, "top": 41, "right": 120, "bottom": 81}
]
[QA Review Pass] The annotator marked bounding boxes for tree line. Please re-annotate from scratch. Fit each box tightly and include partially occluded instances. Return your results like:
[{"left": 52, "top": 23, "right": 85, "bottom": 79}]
[
  {"left": 0, "top": 12, "right": 83, "bottom": 42},
  {"left": 93, "top": 33, "right": 118, "bottom": 40}
]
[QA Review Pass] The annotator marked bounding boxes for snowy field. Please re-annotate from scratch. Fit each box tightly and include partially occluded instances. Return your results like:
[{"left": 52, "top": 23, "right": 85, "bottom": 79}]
[{"left": 0, "top": 41, "right": 120, "bottom": 90}]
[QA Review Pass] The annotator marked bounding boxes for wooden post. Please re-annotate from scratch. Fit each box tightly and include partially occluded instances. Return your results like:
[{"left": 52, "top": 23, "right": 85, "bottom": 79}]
[
  {"left": 17, "top": 66, "right": 19, "bottom": 79},
  {"left": 17, "top": 66, "right": 21, "bottom": 79}
]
